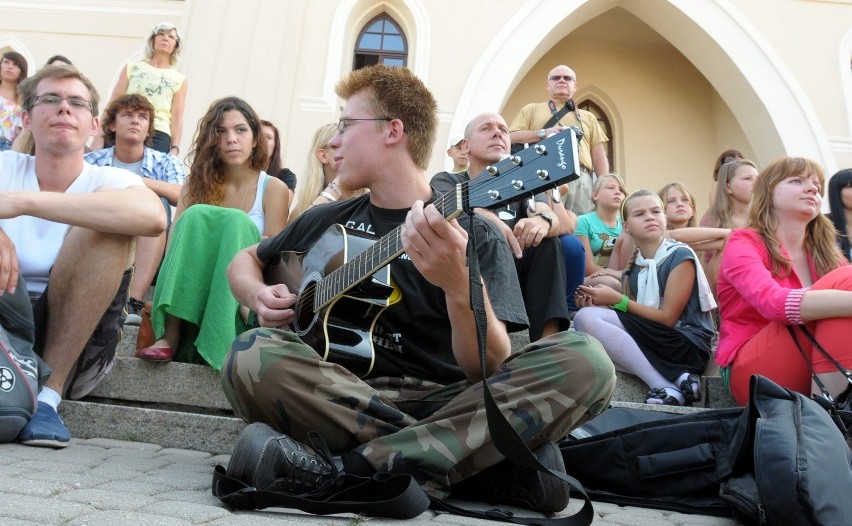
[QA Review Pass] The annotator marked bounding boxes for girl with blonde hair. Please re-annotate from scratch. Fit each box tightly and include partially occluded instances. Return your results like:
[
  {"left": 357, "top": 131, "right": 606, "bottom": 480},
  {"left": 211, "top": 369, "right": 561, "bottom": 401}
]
[
  {"left": 290, "top": 123, "right": 366, "bottom": 219},
  {"left": 574, "top": 190, "right": 715, "bottom": 406},
  {"left": 575, "top": 173, "right": 626, "bottom": 290}
]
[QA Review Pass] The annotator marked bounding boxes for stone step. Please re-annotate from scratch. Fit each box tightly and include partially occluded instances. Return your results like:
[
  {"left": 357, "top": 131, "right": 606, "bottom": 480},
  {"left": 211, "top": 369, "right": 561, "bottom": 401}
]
[
  {"left": 66, "top": 320, "right": 735, "bottom": 453},
  {"left": 59, "top": 400, "right": 244, "bottom": 455},
  {"left": 89, "top": 357, "right": 231, "bottom": 411}
]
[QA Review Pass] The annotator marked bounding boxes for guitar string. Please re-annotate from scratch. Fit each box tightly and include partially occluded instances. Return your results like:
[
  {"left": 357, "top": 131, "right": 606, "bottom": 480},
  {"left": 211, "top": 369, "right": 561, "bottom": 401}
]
[
  {"left": 314, "top": 145, "right": 562, "bottom": 306},
  {"left": 322, "top": 154, "right": 552, "bottom": 301}
]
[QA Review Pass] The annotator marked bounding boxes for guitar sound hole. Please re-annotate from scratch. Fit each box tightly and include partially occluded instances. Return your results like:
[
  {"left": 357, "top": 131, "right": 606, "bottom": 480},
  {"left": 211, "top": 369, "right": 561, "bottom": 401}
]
[{"left": 294, "top": 282, "right": 317, "bottom": 334}]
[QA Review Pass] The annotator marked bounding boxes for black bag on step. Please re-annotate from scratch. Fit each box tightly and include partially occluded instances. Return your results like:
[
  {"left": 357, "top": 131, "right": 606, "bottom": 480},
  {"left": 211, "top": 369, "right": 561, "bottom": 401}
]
[
  {"left": 0, "top": 277, "right": 46, "bottom": 442},
  {"left": 720, "top": 375, "right": 852, "bottom": 525},
  {"left": 559, "top": 406, "right": 742, "bottom": 516}
]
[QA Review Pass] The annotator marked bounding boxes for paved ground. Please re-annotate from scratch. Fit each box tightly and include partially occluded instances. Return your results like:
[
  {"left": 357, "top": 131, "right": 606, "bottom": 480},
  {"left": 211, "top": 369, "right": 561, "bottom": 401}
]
[{"left": 0, "top": 437, "right": 736, "bottom": 526}]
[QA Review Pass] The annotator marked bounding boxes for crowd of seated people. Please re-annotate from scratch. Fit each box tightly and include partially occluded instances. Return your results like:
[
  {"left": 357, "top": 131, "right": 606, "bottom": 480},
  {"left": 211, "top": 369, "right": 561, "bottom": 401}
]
[{"left": 3, "top": 37, "right": 851, "bottom": 462}]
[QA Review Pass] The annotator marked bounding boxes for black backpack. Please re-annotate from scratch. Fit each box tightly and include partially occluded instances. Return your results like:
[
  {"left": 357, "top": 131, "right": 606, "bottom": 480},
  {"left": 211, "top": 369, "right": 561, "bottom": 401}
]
[
  {"left": 560, "top": 375, "right": 852, "bottom": 524},
  {"left": 560, "top": 405, "right": 741, "bottom": 516},
  {"left": 0, "top": 278, "right": 46, "bottom": 442}
]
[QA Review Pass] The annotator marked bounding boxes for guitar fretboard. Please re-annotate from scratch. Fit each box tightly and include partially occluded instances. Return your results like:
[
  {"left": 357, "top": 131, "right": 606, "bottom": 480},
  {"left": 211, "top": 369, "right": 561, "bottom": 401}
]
[
  {"left": 310, "top": 129, "right": 577, "bottom": 311},
  {"left": 315, "top": 188, "right": 463, "bottom": 309}
]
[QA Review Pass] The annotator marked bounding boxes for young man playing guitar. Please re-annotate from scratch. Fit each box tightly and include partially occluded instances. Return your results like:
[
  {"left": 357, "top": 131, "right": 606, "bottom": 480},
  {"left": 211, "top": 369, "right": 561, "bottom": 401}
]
[{"left": 219, "top": 65, "right": 615, "bottom": 515}]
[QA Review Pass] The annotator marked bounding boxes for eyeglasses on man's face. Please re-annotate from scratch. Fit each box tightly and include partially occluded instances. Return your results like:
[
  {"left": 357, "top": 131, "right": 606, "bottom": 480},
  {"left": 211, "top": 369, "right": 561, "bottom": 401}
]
[
  {"left": 549, "top": 75, "right": 575, "bottom": 82},
  {"left": 337, "top": 117, "right": 391, "bottom": 134},
  {"left": 33, "top": 94, "right": 93, "bottom": 113}
]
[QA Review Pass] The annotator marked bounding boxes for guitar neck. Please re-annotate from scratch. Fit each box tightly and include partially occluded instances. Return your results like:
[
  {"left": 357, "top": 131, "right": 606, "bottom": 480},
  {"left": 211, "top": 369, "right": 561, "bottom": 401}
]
[
  {"left": 315, "top": 189, "right": 464, "bottom": 309},
  {"left": 314, "top": 128, "right": 580, "bottom": 310}
]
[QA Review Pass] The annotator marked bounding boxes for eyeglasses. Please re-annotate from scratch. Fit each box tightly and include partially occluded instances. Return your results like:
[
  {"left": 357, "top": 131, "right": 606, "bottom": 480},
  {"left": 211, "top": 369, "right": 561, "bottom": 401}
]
[
  {"left": 549, "top": 75, "right": 575, "bottom": 82},
  {"left": 337, "top": 117, "right": 391, "bottom": 134},
  {"left": 33, "top": 94, "right": 93, "bottom": 113}
]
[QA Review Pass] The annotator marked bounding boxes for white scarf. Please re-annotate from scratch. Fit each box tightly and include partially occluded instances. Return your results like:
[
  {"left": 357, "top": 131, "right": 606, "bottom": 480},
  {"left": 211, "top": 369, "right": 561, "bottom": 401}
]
[{"left": 634, "top": 238, "right": 717, "bottom": 311}]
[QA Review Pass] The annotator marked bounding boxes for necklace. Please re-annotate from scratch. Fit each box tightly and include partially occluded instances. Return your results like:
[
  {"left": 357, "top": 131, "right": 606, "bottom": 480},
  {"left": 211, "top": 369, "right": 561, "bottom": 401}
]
[{"left": 238, "top": 182, "right": 253, "bottom": 211}]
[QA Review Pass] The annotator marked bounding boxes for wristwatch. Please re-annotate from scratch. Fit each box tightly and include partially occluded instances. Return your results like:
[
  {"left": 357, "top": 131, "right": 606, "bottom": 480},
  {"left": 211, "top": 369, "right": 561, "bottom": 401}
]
[
  {"left": 537, "top": 129, "right": 547, "bottom": 140},
  {"left": 535, "top": 211, "right": 553, "bottom": 229}
]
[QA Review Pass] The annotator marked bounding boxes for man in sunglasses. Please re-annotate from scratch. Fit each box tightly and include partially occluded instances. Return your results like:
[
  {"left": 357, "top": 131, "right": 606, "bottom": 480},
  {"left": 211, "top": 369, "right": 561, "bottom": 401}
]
[
  {"left": 0, "top": 66, "right": 166, "bottom": 447},
  {"left": 509, "top": 64, "right": 609, "bottom": 215}
]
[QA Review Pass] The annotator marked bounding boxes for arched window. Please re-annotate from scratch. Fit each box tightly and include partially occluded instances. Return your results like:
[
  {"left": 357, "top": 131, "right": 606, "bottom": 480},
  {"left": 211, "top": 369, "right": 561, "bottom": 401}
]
[
  {"left": 578, "top": 100, "right": 614, "bottom": 170},
  {"left": 353, "top": 15, "right": 408, "bottom": 70}
]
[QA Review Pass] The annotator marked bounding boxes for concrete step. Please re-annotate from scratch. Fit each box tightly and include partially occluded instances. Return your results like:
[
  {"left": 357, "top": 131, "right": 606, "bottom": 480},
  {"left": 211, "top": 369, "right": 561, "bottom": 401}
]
[
  {"left": 508, "top": 331, "right": 736, "bottom": 408},
  {"left": 59, "top": 400, "right": 243, "bottom": 455},
  {"left": 65, "top": 324, "right": 735, "bottom": 454}
]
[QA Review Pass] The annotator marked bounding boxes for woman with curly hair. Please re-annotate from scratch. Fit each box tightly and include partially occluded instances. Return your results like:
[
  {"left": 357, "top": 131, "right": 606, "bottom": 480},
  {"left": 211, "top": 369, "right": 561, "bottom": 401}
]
[
  {"left": 716, "top": 157, "right": 852, "bottom": 405},
  {"left": 138, "top": 96, "right": 289, "bottom": 367}
]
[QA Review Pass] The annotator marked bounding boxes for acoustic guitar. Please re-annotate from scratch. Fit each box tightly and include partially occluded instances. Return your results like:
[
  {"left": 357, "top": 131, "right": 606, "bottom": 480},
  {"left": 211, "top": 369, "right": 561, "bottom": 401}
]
[{"left": 263, "top": 129, "right": 581, "bottom": 377}]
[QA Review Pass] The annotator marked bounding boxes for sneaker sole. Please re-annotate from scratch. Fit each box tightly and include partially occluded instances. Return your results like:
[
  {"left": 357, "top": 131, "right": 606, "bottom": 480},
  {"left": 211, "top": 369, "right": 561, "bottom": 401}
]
[
  {"left": 20, "top": 437, "right": 69, "bottom": 449},
  {"left": 531, "top": 441, "right": 570, "bottom": 514},
  {"left": 124, "top": 314, "right": 142, "bottom": 327},
  {"left": 227, "top": 422, "right": 282, "bottom": 488}
]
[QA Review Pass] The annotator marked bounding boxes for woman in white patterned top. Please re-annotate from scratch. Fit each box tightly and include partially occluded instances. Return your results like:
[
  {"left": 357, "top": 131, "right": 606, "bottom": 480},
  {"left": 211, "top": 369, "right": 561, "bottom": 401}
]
[
  {"left": 95, "top": 22, "right": 188, "bottom": 155},
  {"left": 0, "top": 51, "right": 27, "bottom": 152}
]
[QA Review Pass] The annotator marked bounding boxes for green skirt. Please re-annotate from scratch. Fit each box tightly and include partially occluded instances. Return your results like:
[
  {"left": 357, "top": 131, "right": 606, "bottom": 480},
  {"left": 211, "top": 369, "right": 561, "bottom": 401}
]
[{"left": 152, "top": 204, "right": 261, "bottom": 370}]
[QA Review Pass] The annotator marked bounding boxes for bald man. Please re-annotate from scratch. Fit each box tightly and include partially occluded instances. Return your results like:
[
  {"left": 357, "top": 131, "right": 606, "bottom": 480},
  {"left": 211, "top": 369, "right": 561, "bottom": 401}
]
[{"left": 432, "top": 112, "right": 571, "bottom": 342}]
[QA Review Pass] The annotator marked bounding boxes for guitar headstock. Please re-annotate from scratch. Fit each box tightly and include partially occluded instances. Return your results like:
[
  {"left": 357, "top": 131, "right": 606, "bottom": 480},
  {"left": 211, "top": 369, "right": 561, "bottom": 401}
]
[{"left": 462, "top": 128, "right": 581, "bottom": 211}]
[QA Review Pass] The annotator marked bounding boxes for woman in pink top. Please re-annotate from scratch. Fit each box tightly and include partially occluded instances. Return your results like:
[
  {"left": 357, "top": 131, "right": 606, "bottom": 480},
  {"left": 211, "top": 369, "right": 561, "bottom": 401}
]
[{"left": 716, "top": 157, "right": 852, "bottom": 405}]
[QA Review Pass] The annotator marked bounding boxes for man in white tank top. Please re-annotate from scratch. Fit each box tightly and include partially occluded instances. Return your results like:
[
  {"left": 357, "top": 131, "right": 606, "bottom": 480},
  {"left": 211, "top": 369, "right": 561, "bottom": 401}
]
[{"left": 0, "top": 66, "right": 166, "bottom": 448}]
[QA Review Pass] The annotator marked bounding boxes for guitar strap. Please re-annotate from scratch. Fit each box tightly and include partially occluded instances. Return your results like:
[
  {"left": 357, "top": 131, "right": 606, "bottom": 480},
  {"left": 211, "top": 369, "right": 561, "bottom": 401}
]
[
  {"left": 548, "top": 99, "right": 577, "bottom": 126},
  {"left": 510, "top": 100, "right": 578, "bottom": 155},
  {"left": 428, "top": 210, "right": 594, "bottom": 525}
]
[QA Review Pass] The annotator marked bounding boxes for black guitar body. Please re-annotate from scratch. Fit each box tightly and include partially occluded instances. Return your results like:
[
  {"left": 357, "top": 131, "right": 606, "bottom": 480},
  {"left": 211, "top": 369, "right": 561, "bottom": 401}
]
[
  {"left": 267, "top": 225, "right": 394, "bottom": 377},
  {"left": 263, "top": 128, "right": 582, "bottom": 379}
]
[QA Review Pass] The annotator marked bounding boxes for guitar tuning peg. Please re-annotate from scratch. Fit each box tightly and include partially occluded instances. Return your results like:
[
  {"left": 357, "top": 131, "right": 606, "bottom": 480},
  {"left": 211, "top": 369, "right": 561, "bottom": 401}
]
[
  {"left": 488, "top": 189, "right": 500, "bottom": 200},
  {"left": 536, "top": 169, "right": 549, "bottom": 180},
  {"left": 486, "top": 165, "right": 499, "bottom": 175},
  {"left": 510, "top": 155, "right": 522, "bottom": 165},
  {"left": 511, "top": 180, "right": 524, "bottom": 190},
  {"left": 534, "top": 144, "right": 546, "bottom": 154}
]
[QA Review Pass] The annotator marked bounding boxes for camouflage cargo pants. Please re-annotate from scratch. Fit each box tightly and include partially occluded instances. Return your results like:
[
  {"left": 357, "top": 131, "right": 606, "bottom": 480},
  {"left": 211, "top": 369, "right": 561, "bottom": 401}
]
[{"left": 221, "top": 328, "right": 615, "bottom": 497}]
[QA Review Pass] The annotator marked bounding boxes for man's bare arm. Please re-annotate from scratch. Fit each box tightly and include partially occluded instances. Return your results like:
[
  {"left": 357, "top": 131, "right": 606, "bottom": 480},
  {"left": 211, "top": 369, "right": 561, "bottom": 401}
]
[
  {"left": 142, "top": 178, "right": 181, "bottom": 206},
  {"left": 591, "top": 143, "right": 609, "bottom": 176},
  {"left": 0, "top": 186, "right": 166, "bottom": 237},
  {"left": 227, "top": 244, "right": 295, "bottom": 328}
]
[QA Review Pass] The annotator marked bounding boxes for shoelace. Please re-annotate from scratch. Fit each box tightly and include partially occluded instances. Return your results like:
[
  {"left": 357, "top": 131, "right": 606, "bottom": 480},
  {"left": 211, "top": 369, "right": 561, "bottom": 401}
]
[{"left": 284, "top": 431, "right": 341, "bottom": 498}]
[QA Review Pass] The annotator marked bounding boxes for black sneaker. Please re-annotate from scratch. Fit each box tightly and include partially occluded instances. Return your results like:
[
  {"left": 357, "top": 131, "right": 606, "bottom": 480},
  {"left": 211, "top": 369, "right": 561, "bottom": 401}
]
[
  {"left": 226, "top": 423, "right": 344, "bottom": 497},
  {"left": 124, "top": 297, "right": 145, "bottom": 327},
  {"left": 451, "top": 441, "right": 569, "bottom": 514}
]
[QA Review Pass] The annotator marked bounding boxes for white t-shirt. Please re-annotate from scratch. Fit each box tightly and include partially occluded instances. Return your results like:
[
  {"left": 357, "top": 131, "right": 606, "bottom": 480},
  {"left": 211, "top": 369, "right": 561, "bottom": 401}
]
[{"left": 0, "top": 151, "right": 144, "bottom": 293}]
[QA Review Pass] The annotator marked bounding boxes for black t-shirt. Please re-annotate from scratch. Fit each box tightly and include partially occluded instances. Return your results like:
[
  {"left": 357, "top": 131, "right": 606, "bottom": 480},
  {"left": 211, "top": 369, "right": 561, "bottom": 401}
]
[
  {"left": 275, "top": 168, "right": 297, "bottom": 191},
  {"left": 257, "top": 193, "right": 527, "bottom": 383}
]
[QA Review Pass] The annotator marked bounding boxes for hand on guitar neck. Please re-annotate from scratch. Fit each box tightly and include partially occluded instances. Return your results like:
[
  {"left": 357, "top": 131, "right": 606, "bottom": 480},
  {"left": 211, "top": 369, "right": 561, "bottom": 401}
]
[{"left": 400, "top": 200, "right": 469, "bottom": 291}]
